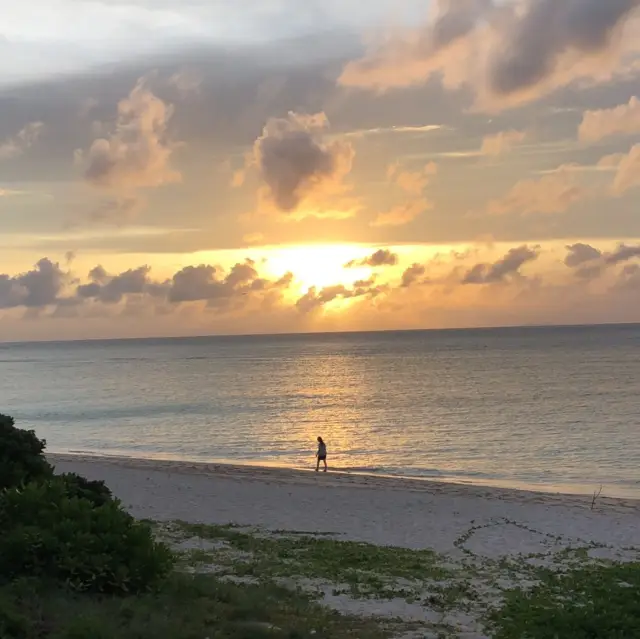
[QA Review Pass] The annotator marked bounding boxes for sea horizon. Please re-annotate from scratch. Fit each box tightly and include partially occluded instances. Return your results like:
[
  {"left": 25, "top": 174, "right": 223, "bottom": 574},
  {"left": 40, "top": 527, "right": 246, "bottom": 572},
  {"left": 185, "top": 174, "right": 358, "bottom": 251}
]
[{"left": 3, "top": 319, "right": 640, "bottom": 347}]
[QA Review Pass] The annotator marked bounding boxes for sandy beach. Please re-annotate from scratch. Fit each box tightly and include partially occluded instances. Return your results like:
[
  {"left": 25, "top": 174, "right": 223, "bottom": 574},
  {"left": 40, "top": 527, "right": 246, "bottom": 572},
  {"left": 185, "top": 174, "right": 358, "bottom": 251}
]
[
  {"left": 48, "top": 454, "right": 640, "bottom": 638},
  {"left": 49, "top": 453, "right": 640, "bottom": 555}
]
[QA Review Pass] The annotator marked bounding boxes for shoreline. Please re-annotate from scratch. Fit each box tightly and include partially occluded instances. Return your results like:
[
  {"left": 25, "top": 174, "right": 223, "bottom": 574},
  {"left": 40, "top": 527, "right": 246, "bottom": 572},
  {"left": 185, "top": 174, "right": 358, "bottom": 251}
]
[{"left": 48, "top": 451, "right": 640, "bottom": 507}]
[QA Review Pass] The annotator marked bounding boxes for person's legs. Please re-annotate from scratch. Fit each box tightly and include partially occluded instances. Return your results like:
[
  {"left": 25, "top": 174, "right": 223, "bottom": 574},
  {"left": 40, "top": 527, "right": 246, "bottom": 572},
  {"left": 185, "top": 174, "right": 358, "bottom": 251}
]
[
  {"left": 323, "top": 458, "right": 328, "bottom": 472},
  {"left": 315, "top": 457, "right": 320, "bottom": 472}
]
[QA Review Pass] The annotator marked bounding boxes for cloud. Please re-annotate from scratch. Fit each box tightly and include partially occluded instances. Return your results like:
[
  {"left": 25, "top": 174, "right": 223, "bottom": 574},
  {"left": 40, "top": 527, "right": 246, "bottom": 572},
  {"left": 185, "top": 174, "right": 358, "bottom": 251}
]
[
  {"left": 368, "top": 161, "right": 438, "bottom": 228},
  {"left": 295, "top": 280, "right": 383, "bottom": 313},
  {"left": 485, "top": 166, "right": 588, "bottom": 216},
  {"left": 345, "top": 248, "right": 398, "bottom": 268},
  {"left": 76, "top": 265, "right": 159, "bottom": 304},
  {"left": 66, "top": 259, "right": 293, "bottom": 314},
  {"left": 339, "top": 0, "right": 640, "bottom": 109},
  {"left": 605, "top": 243, "right": 640, "bottom": 265},
  {"left": 0, "top": 189, "right": 29, "bottom": 198},
  {"left": 601, "top": 143, "right": 640, "bottom": 194},
  {"left": 564, "top": 242, "right": 602, "bottom": 267},
  {"left": 342, "top": 124, "right": 445, "bottom": 138},
  {"left": 166, "top": 69, "right": 204, "bottom": 99},
  {"left": 246, "top": 111, "right": 355, "bottom": 215},
  {"left": 616, "top": 263, "right": 640, "bottom": 290},
  {"left": 339, "top": 0, "right": 494, "bottom": 92},
  {"left": 579, "top": 96, "right": 640, "bottom": 142},
  {"left": 480, "top": 129, "right": 527, "bottom": 156},
  {"left": 0, "top": 122, "right": 44, "bottom": 160},
  {"left": 0, "top": 259, "right": 67, "bottom": 309},
  {"left": 462, "top": 245, "right": 539, "bottom": 284},
  {"left": 243, "top": 233, "right": 265, "bottom": 246},
  {"left": 387, "top": 161, "right": 438, "bottom": 195},
  {"left": 76, "top": 77, "right": 181, "bottom": 218},
  {"left": 487, "top": 0, "right": 640, "bottom": 99},
  {"left": 401, "top": 263, "right": 427, "bottom": 287},
  {"left": 564, "top": 242, "right": 640, "bottom": 279},
  {"left": 167, "top": 260, "right": 291, "bottom": 307},
  {"left": 371, "top": 199, "right": 431, "bottom": 227}
]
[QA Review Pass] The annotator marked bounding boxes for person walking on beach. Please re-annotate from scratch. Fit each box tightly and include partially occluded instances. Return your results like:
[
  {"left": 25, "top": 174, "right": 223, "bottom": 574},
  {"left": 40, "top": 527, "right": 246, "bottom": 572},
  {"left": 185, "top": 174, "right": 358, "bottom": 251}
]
[{"left": 316, "top": 436, "right": 328, "bottom": 472}]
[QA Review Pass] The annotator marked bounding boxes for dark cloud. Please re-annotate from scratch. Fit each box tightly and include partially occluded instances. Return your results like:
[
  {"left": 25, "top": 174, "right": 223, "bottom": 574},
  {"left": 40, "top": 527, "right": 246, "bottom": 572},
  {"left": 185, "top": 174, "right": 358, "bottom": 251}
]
[
  {"left": 605, "top": 243, "right": 640, "bottom": 265},
  {"left": 401, "top": 263, "right": 427, "bottom": 287},
  {"left": 431, "top": 0, "right": 494, "bottom": 50},
  {"left": 462, "top": 245, "right": 539, "bottom": 284},
  {"left": 168, "top": 260, "right": 291, "bottom": 307},
  {"left": 295, "top": 280, "right": 383, "bottom": 313},
  {"left": 564, "top": 242, "right": 602, "bottom": 267},
  {"left": 0, "top": 258, "right": 67, "bottom": 309},
  {"left": 565, "top": 242, "right": 640, "bottom": 279},
  {"left": 345, "top": 248, "right": 398, "bottom": 268},
  {"left": 490, "top": 0, "right": 640, "bottom": 96},
  {"left": 339, "top": 0, "right": 640, "bottom": 108},
  {"left": 77, "top": 265, "right": 158, "bottom": 304},
  {"left": 250, "top": 111, "right": 354, "bottom": 212},
  {"left": 615, "top": 263, "right": 640, "bottom": 290}
]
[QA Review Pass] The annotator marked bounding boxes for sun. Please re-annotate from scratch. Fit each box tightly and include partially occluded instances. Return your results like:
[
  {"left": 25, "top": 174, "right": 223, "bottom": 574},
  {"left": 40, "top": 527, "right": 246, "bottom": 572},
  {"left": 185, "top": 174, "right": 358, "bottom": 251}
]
[{"left": 264, "top": 243, "right": 374, "bottom": 294}]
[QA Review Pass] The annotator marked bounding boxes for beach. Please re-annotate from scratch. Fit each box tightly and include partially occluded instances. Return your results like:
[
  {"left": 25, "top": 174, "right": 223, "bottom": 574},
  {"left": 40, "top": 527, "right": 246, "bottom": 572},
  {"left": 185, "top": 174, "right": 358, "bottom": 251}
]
[
  {"left": 49, "top": 454, "right": 640, "bottom": 553},
  {"left": 49, "top": 453, "right": 640, "bottom": 637}
]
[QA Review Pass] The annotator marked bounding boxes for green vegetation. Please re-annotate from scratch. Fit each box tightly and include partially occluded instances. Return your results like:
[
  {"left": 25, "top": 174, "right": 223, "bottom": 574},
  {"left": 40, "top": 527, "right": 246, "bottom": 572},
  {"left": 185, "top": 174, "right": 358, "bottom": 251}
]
[
  {"left": 0, "top": 574, "right": 389, "bottom": 639},
  {"left": 0, "top": 415, "right": 53, "bottom": 490},
  {"left": 169, "top": 521, "right": 450, "bottom": 599},
  {"left": 489, "top": 562, "right": 640, "bottom": 639},
  {"left": 0, "top": 478, "right": 173, "bottom": 593}
]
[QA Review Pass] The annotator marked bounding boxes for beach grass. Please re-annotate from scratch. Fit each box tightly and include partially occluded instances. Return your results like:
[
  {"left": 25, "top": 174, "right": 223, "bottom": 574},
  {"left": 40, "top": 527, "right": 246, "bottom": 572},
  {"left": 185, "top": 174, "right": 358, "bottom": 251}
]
[
  {"left": 0, "top": 573, "right": 391, "bottom": 639},
  {"left": 489, "top": 561, "right": 640, "bottom": 639},
  {"left": 166, "top": 521, "right": 452, "bottom": 601}
]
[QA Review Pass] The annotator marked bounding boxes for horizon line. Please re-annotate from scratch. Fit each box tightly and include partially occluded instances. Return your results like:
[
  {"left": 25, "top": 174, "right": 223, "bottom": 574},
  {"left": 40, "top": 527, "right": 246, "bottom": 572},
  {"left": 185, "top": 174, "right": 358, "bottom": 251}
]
[{"left": 2, "top": 320, "right": 639, "bottom": 347}]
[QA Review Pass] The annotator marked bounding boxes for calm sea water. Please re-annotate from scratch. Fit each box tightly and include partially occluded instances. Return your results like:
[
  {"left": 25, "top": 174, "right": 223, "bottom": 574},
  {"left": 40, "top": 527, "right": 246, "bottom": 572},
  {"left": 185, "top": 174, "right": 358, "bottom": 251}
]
[{"left": 2, "top": 325, "right": 639, "bottom": 498}]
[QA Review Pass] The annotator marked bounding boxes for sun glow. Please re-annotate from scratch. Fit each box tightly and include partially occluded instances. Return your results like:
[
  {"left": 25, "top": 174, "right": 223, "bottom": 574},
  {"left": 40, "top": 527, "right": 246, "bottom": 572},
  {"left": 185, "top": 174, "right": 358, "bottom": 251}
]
[{"left": 265, "top": 243, "right": 375, "bottom": 294}]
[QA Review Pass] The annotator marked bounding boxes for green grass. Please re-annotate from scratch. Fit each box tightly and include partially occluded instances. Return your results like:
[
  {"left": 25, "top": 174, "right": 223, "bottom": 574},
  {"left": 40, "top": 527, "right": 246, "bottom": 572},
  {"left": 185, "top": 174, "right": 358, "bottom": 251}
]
[
  {"left": 489, "top": 562, "right": 640, "bottom": 638},
  {"left": 0, "top": 573, "right": 391, "bottom": 639},
  {"left": 168, "top": 522, "right": 451, "bottom": 599}
]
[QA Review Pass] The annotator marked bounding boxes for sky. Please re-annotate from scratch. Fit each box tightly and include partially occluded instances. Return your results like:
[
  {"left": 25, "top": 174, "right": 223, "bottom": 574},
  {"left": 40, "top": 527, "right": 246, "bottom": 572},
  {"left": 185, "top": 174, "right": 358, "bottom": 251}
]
[{"left": 1, "top": 0, "right": 640, "bottom": 341}]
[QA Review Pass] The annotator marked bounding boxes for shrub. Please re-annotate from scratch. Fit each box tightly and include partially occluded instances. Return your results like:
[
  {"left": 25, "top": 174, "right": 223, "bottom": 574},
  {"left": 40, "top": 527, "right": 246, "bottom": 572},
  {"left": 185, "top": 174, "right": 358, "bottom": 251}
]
[
  {"left": 0, "top": 414, "right": 53, "bottom": 490},
  {"left": 489, "top": 562, "right": 640, "bottom": 638},
  {"left": 0, "top": 478, "right": 174, "bottom": 594},
  {"left": 59, "top": 472, "right": 113, "bottom": 508}
]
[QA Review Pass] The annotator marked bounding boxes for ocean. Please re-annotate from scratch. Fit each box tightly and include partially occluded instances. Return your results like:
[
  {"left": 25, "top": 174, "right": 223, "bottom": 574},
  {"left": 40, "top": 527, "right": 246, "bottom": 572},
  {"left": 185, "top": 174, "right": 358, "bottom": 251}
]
[{"left": 2, "top": 325, "right": 639, "bottom": 498}]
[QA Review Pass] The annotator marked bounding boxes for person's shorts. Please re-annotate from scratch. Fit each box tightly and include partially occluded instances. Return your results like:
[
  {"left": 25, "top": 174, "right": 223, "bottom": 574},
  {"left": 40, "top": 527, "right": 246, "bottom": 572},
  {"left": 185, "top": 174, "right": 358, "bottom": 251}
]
[{"left": 318, "top": 455, "right": 327, "bottom": 461}]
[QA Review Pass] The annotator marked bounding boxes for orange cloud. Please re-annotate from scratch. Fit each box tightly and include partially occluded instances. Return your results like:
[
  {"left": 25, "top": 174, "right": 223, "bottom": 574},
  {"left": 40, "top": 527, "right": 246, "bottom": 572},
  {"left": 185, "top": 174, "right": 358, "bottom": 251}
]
[
  {"left": 339, "top": 0, "right": 640, "bottom": 110},
  {"left": 600, "top": 144, "right": 640, "bottom": 194},
  {"left": 579, "top": 96, "right": 640, "bottom": 142},
  {"left": 387, "top": 161, "right": 438, "bottom": 195},
  {"left": 76, "top": 77, "right": 181, "bottom": 219},
  {"left": 485, "top": 166, "right": 588, "bottom": 216},
  {"left": 371, "top": 198, "right": 431, "bottom": 227},
  {"left": 480, "top": 130, "right": 527, "bottom": 156}
]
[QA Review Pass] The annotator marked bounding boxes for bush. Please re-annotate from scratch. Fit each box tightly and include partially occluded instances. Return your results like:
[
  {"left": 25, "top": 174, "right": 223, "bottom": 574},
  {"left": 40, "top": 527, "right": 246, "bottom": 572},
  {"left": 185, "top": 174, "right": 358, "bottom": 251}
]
[
  {"left": 0, "top": 414, "right": 53, "bottom": 490},
  {"left": 59, "top": 472, "right": 113, "bottom": 508},
  {"left": 0, "top": 478, "right": 174, "bottom": 594},
  {"left": 489, "top": 563, "right": 640, "bottom": 638}
]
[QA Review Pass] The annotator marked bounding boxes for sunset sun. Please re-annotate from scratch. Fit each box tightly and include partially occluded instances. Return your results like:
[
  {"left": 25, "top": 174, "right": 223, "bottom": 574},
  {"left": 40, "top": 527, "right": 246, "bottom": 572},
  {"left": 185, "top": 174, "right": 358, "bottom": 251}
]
[{"left": 265, "top": 244, "right": 375, "bottom": 295}]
